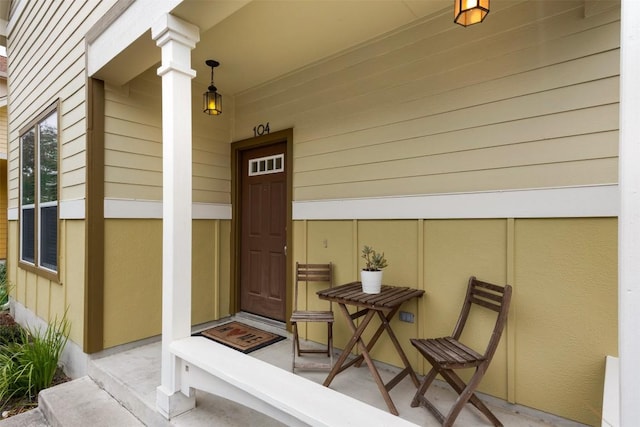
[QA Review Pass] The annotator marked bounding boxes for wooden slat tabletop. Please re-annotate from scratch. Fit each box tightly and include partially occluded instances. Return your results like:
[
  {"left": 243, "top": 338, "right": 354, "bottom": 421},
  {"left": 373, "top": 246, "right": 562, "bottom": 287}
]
[{"left": 317, "top": 281, "right": 424, "bottom": 309}]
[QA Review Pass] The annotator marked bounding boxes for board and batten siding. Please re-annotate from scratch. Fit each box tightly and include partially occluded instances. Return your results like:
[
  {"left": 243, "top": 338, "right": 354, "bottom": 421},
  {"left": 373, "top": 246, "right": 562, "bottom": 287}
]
[
  {"left": 293, "top": 216, "right": 617, "bottom": 426},
  {"left": 234, "top": 0, "right": 619, "bottom": 203},
  {"left": 104, "top": 68, "right": 233, "bottom": 204}
]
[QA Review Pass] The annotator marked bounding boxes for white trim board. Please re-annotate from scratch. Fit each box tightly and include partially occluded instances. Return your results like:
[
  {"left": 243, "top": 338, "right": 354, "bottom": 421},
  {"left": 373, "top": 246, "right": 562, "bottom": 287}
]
[
  {"left": 104, "top": 198, "right": 232, "bottom": 219},
  {"left": 60, "top": 199, "right": 86, "bottom": 219},
  {"left": 9, "top": 199, "right": 87, "bottom": 220},
  {"left": 9, "top": 200, "right": 233, "bottom": 220},
  {"left": 7, "top": 186, "right": 619, "bottom": 222},
  {"left": 292, "top": 185, "right": 619, "bottom": 220}
]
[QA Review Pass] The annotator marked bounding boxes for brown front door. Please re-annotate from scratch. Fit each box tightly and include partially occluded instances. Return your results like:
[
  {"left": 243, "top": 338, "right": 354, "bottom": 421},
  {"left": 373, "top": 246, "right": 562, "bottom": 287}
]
[{"left": 239, "top": 142, "right": 287, "bottom": 321}]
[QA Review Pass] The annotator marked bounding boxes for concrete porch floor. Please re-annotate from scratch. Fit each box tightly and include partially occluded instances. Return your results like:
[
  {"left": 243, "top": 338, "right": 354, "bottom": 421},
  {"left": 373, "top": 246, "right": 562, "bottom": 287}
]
[{"left": 85, "top": 315, "right": 587, "bottom": 427}]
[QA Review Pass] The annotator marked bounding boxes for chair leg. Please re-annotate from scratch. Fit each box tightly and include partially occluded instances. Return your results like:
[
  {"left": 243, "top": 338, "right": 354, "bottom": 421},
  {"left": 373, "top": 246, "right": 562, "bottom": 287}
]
[
  {"left": 411, "top": 367, "right": 438, "bottom": 407},
  {"left": 328, "top": 322, "right": 333, "bottom": 367},
  {"left": 291, "top": 322, "right": 299, "bottom": 372},
  {"left": 411, "top": 368, "right": 446, "bottom": 422},
  {"left": 292, "top": 321, "right": 334, "bottom": 371},
  {"left": 439, "top": 368, "right": 503, "bottom": 427}
]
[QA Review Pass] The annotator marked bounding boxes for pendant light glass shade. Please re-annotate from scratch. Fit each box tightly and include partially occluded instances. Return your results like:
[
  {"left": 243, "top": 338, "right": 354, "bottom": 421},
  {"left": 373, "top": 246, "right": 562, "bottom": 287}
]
[
  {"left": 203, "top": 90, "right": 222, "bottom": 116},
  {"left": 203, "top": 60, "right": 222, "bottom": 115},
  {"left": 454, "top": 0, "right": 489, "bottom": 27}
]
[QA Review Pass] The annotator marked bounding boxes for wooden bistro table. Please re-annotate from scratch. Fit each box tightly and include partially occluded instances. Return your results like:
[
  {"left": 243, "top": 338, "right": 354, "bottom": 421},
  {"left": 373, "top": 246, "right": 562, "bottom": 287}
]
[{"left": 317, "top": 281, "right": 425, "bottom": 415}]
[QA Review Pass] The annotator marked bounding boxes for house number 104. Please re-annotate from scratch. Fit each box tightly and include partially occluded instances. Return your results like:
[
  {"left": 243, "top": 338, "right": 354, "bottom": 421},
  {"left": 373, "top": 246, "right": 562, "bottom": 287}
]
[{"left": 253, "top": 122, "right": 270, "bottom": 137}]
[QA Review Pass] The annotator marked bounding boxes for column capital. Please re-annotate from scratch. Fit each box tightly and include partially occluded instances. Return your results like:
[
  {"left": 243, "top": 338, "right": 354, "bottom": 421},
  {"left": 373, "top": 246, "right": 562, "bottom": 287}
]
[
  {"left": 152, "top": 14, "right": 199, "bottom": 79},
  {"left": 152, "top": 14, "right": 200, "bottom": 49}
]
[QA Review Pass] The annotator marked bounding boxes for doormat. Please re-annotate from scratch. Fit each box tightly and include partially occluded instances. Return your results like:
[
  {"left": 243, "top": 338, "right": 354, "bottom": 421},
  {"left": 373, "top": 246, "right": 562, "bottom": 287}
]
[{"left": 197, "top": 321, "right": 286, "bottom": 354}]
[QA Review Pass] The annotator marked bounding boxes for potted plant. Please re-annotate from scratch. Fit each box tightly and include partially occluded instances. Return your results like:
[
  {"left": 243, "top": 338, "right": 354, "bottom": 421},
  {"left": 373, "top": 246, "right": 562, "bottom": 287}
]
[{"left": 361, "top": 245, "right": 388, "bottom": 294}]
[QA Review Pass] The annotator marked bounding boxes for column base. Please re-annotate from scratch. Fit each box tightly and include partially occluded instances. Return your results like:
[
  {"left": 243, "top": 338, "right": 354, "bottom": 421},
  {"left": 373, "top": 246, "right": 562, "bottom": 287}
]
[{"left": 156, "top": 385, "right": 196, "bottom": 419}]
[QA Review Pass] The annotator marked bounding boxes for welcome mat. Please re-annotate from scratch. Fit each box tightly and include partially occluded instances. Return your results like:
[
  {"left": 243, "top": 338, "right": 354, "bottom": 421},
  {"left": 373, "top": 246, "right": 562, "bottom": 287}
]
[{"left": 197, "top": 321, "right": 286, "bottom": 354}]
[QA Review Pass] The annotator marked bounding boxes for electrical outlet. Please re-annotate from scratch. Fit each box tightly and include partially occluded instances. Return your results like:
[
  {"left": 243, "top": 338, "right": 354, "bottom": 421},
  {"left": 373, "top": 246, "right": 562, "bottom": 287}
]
[{"left": 399, "top": 311, "right": 414, "bottom": 323}]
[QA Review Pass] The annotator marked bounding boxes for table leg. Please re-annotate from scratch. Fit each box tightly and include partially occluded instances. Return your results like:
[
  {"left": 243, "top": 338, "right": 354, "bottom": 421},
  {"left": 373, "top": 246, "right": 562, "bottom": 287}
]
[
  {"left": 354, "top": 306, "right": 401, "bottom": 368},
  {"left": 353, "top": 320, "right": 400, "bottom": 415},
  {"left": 323, "top": 304, "right": 400, "bottom": 415},
  {"left": 323, "top": 304, "right": 375, "bottom": 387},
  {"left": 375, "top": 310, "right": 420, "bottom": 388}
]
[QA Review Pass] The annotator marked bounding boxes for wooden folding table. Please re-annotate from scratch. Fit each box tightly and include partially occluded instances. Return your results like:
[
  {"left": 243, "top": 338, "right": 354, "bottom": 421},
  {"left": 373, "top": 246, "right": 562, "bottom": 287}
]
[{"left": 317, "top": 281, "right": 425, "bottom": 415}]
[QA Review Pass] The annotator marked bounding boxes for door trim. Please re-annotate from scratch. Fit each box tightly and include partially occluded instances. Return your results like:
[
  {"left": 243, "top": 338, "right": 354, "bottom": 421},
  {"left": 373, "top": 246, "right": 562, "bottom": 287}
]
[{"left": 230, "top": 128, "right": 293, "bottom": 327}]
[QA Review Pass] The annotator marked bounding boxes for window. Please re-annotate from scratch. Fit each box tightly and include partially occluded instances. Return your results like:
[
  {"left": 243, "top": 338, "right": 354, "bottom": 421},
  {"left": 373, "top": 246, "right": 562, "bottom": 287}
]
[
  {"left": 248, "top": 153, "right": 284, "bottom": 176},
  {"left": 20, "top": 105, "right": 58, "bottom": 276}
]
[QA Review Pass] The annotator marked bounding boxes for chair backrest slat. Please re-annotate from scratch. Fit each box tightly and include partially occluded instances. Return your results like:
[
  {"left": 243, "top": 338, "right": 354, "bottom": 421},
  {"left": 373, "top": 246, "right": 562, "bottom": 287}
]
[
  {"left": 294, "top": 262, "right": 333, "bottom": 311},
  {"left": 451, "top": 276, "right": 512, "bottom": 360}
]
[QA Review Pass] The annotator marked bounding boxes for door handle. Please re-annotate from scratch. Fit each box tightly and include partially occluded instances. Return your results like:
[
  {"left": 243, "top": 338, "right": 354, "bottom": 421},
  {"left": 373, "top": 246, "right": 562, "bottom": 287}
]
[{"left": 284, "top": 245, "right": 287, "bottom": 256}]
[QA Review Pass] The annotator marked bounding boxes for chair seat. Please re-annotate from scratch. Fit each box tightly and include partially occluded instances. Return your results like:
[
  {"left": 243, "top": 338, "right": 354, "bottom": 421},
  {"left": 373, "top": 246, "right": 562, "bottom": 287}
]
[
  {"left": 411, "top": 337, "right": 485, "bottom": 369},
  {"left": 290, "top": 310, "right": 334, "bottom": 323}
]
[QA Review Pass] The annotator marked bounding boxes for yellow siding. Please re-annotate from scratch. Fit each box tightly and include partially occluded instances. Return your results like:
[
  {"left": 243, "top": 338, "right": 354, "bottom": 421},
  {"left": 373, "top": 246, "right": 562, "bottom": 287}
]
[
  {"left": 513, "top": 218, "right": 618, "bottom": 423},
  {"left": 103, "top": 220, "right": 162, "bottom": 347},
  {"left": 0, "top": 106, "right": 7, "bottom": 259},
  {"left": 192, "top": 221, "right": 217, "bottom": 324},
  {"left": 104, "top": 69, "right": 233, "bottom": 203},
  {"left": 293, "top": 217, "right": 617, "bottom": 426},
  {"left": 0, "top": 106, "right": 7, "bottom": 155},
  {"left": 217, "top": 220, "right": 232, "bottom": 318},
  {"left": 6, "top": 0, "right": 117, "bottom": 350},
  {"left": 7, "top": 0, "right": 117, "bottom": 208},
  {"left": 423, "top": 220, "right": 509, "bottom": 399},
  {"left": 61, "top": 221, "right": 86, "bottom": 345},
  {"left": 7, "top": 220, "right": 86, "bottom": 345},
  {"left": 0, "top": 160, "right": 6, "bottom": 259},
  {"left": 235, "top": 1, "right": 619, "bottom": 201},
  {"left": 103, "top": 219, "right": 231, "bottom": 348}
]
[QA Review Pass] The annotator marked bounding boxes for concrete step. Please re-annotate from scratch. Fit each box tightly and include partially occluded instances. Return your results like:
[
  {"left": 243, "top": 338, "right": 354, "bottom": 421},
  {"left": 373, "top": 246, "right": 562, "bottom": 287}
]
[
  {"left": 88, "top": 345, "right": 170, "bottom": 427},
  {"left": 0, "top": 408, "right": 48, "bottom": 427},
  {"left": 38, "top": 377, "right": 144, "bottom": 427},
  {"left": 88, "top": 341, "right": 286, "bottom": 427}
]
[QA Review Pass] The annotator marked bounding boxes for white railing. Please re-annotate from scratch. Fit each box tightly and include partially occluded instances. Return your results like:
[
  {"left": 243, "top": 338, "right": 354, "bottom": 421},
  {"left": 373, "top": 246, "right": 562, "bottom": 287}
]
[{"left": 170, "top": 336, "right": 418, "bottom": 427}]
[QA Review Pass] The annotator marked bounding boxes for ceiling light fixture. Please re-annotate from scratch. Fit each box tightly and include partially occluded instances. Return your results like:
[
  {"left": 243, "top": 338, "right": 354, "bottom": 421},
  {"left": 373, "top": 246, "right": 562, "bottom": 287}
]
[
  {"left": 203, "top": 59, "right": 222, "bottom": 115},
  {"left": 454, "top": 0, "right": 489, "bottom": 27}
]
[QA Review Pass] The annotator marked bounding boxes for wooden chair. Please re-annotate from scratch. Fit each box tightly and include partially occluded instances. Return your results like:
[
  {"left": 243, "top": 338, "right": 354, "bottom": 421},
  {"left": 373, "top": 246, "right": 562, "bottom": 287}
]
[
  {"left": 410, "top": 276, "right": 512, "bottom": 427},
  {"left": 290, "top": 262, "right": 334, "bottom": 371}
]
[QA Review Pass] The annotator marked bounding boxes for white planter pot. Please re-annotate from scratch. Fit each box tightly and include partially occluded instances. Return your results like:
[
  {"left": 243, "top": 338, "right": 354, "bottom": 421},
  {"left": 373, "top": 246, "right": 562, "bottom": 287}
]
[{"left": 361, "top": 270, "right": 383, "bottom": 294}]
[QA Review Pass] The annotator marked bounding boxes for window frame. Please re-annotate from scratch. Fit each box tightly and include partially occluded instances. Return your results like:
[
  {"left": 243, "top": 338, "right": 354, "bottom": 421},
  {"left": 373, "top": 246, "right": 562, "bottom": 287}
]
[{"left": 18, "top": 100, "right": 61, "bottom": 282}]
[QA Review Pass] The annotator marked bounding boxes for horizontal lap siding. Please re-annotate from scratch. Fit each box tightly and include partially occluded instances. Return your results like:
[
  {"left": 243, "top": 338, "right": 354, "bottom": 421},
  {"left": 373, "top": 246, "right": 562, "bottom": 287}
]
[
  {"left": 6, "top": 0, "right": 117, "bottom": 350},
  {"left": 104, "top": 71, "right": 163, "bottom": 201},
  {"left": 234, "top": 0, "right": 619, "bottom": 201},
  {"left": 7, "top": 0, "right": 117, "bottom": 208},
  {"left": 0, "top": 105, "right": 7, "bottom": 155},
  {"left": 104, "top": 69, "right": 232, "bottom": 203}
]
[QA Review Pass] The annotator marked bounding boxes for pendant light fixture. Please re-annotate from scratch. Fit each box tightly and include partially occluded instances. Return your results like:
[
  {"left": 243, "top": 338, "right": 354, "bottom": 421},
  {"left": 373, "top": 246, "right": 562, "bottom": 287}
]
[
  {"left": 454, "top": 0, "right": 489, "bottom": 27},
  {"left": 203, "top": 59, "right": 222, "bottom": 115}
]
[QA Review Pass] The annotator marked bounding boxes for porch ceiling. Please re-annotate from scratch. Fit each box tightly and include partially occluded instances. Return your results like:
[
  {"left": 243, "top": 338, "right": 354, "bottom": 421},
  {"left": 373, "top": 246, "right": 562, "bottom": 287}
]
[
  {"left": 178, "top": 0, "right": 453, "bottom": 94},
  {"left": 171, "top": 0, "right": 450, "bottom": 95}
]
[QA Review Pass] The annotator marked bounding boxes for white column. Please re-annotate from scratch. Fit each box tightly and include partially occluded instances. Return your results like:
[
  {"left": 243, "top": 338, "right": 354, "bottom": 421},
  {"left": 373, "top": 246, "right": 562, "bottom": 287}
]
[
  {"left": 151, "top": 14, "right": 199, "bottom": 419},
  {"left": 619, "top": 1, "right": 640, "bottom": 424}
]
